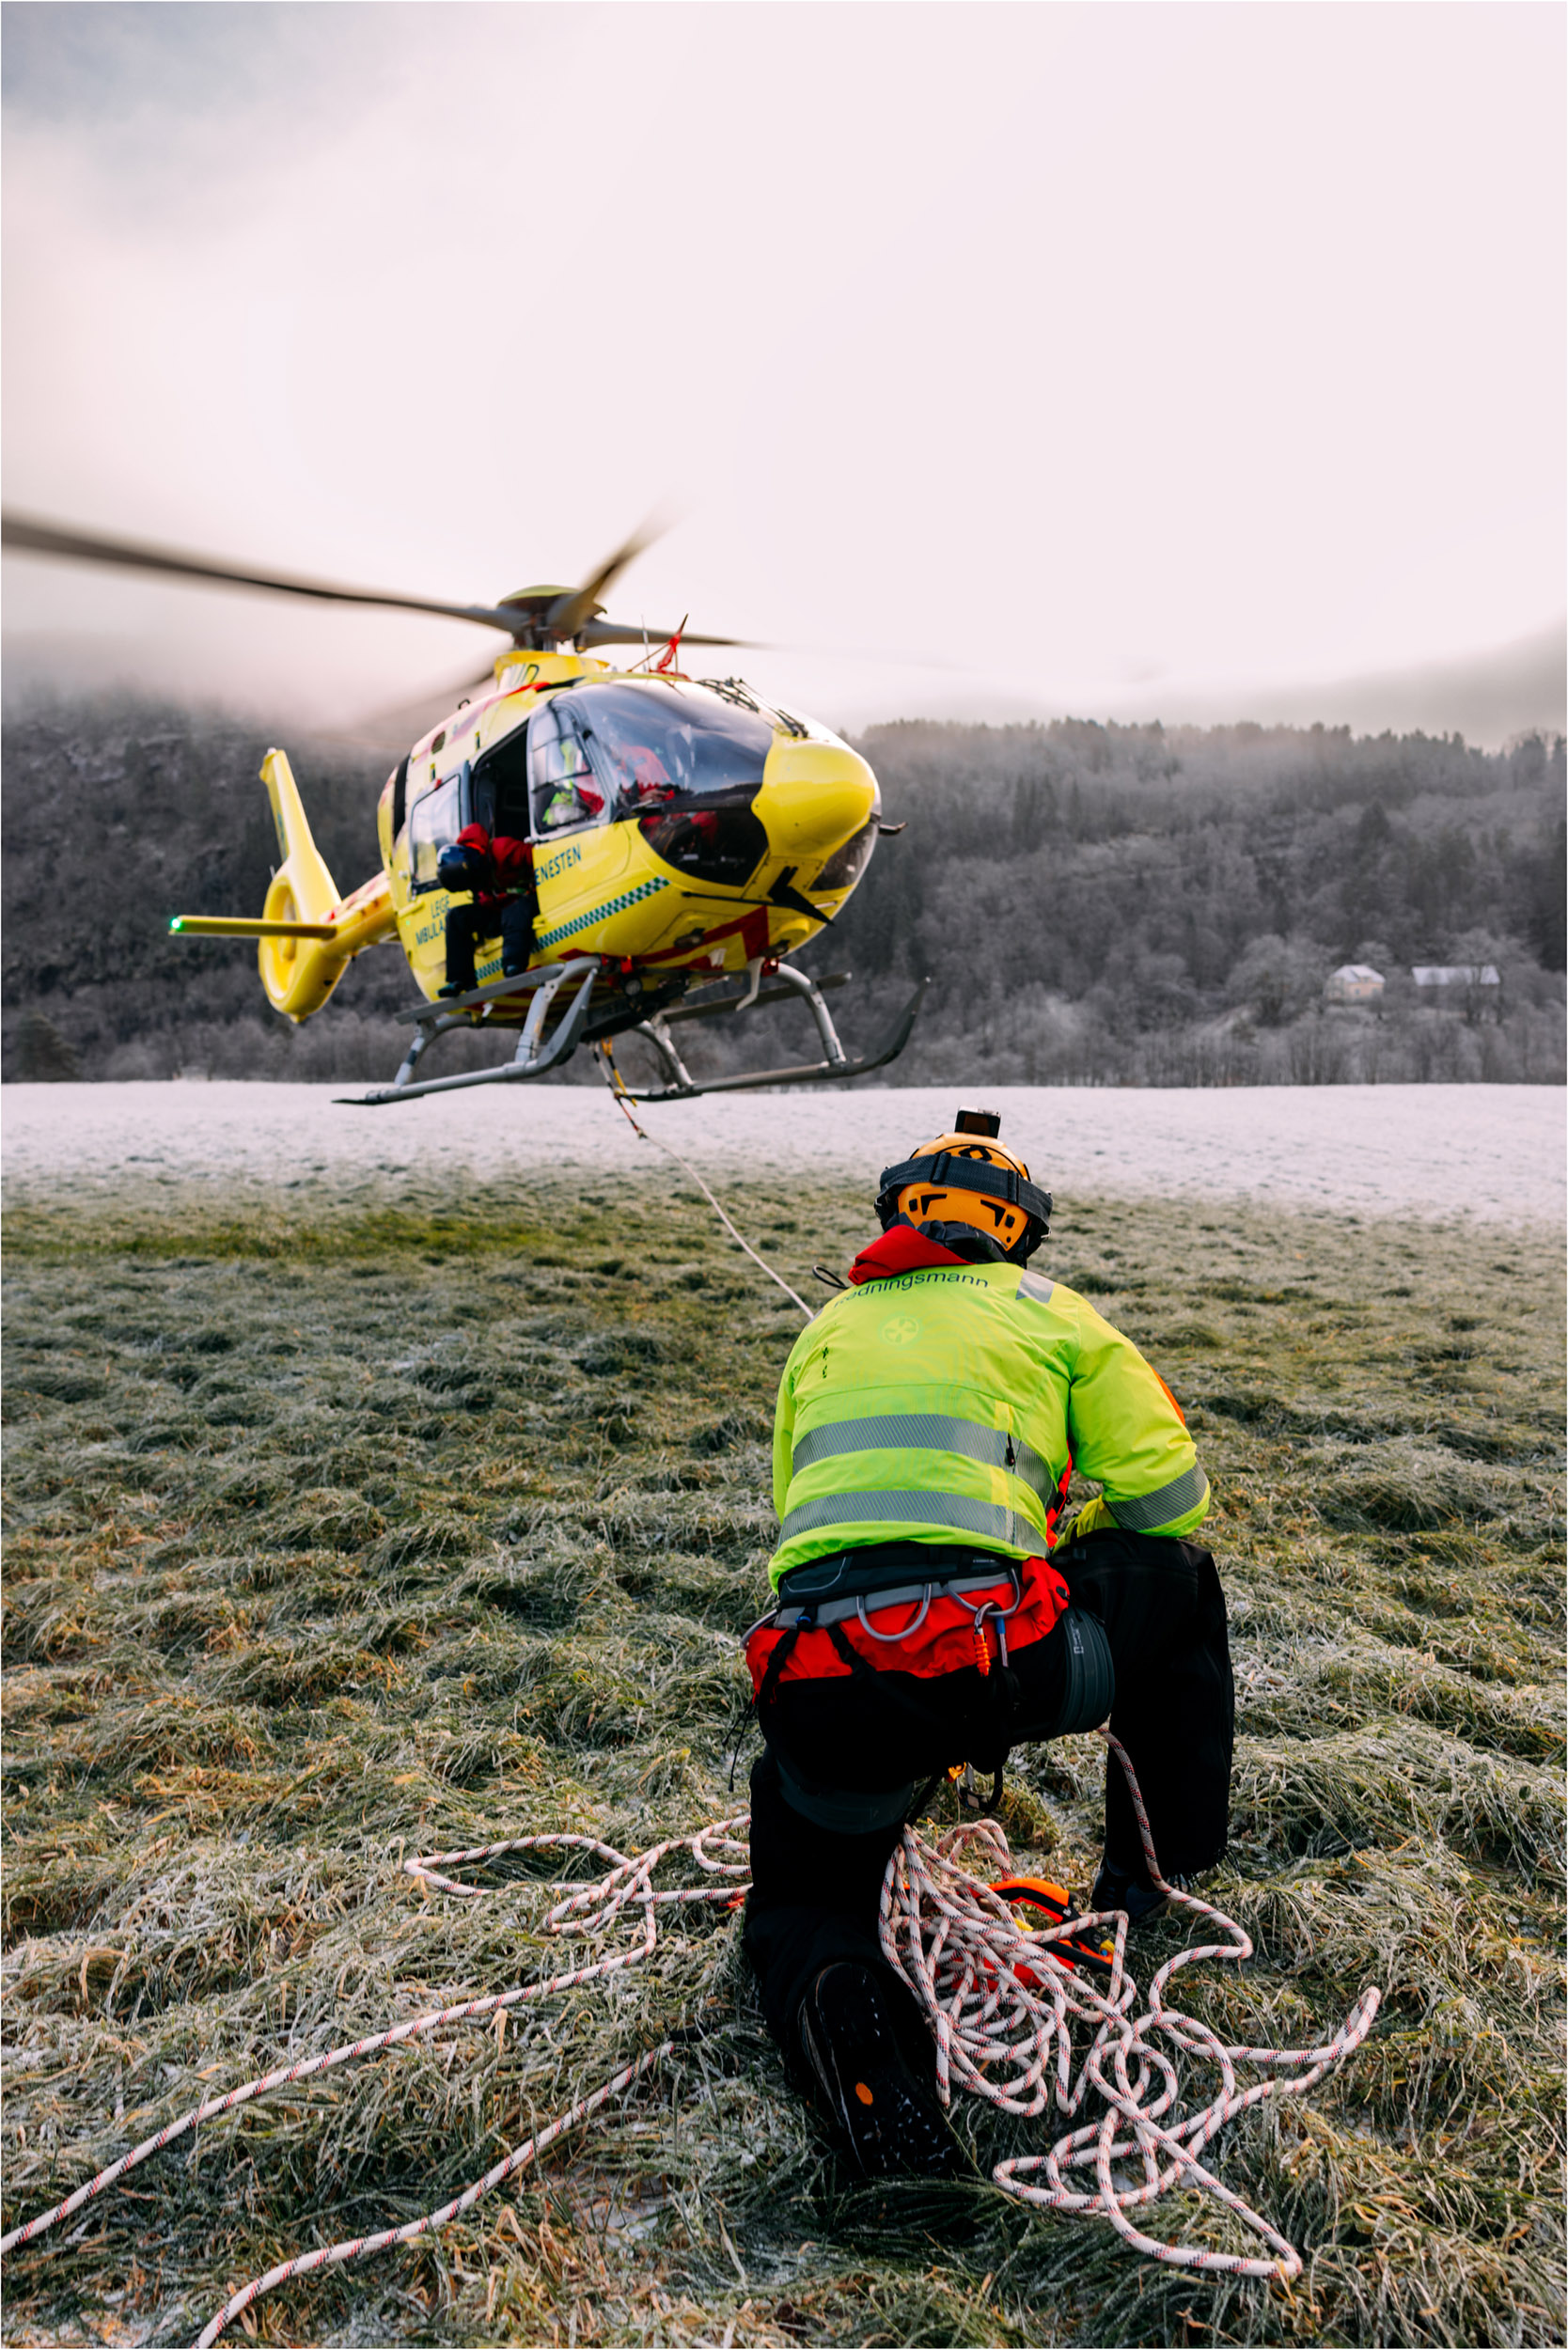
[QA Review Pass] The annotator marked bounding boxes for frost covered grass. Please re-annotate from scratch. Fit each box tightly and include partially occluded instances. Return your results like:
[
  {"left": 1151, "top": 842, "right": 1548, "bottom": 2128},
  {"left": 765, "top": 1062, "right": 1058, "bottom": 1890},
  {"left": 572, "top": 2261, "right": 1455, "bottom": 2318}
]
[{"left": 2, "top": 1173, "right": 1562, "bottom": 2347}]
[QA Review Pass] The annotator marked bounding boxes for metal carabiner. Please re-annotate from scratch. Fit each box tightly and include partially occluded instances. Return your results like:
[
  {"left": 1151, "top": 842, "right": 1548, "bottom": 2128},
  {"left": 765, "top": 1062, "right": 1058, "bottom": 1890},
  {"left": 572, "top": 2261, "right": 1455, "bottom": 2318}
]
[
  {"left": 951, "top": 1562, "right": 1025, "bottom": 1625},
  {"left": 983, "top": 1604, "right": 1011, "bottom": 1668},
  {"left": 953, "top": 1566, "right": 1023, "bottom": 1676},
  {"left": 966, "top": 1599, "right": 1011, "bottom": 1674}
]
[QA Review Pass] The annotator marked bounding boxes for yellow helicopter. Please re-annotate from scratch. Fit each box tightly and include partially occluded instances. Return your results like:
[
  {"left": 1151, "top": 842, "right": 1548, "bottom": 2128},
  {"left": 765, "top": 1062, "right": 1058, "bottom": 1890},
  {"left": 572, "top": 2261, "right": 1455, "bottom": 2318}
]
[{"left": 2, "top": 513, "right": 923, "bottom": 1105}]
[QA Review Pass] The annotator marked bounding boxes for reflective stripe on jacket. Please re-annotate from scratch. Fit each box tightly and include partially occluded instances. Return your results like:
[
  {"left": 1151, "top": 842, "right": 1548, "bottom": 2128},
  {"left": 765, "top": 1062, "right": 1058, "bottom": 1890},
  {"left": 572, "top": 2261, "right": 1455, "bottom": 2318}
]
[{"left": 768, "top": 1230, "right": 1208, "bottom": 1589}]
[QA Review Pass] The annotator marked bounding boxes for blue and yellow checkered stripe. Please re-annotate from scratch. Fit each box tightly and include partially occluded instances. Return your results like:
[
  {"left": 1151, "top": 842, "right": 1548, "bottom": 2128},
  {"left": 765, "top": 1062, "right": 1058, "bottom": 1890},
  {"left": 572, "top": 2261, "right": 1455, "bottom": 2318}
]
[{"left": 535, "top": 875, "right": 670, "bottom": 951}]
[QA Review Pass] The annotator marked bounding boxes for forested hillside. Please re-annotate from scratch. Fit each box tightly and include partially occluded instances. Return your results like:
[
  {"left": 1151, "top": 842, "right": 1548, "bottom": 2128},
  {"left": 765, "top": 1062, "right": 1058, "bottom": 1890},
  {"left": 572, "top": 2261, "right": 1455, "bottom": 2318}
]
[
  {"left": 3, "top": 695, "right": 1562, "bottom": 1086},
  {"left": 827, "top": 716, "right": 1565, "bottom": 1085}
]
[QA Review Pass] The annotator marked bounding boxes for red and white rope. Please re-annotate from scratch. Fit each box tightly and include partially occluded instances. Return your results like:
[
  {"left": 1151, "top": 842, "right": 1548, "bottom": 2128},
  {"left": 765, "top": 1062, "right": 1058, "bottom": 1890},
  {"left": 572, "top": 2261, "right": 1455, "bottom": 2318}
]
[
  {"left": 880, "top": 1729, "right": 1380, "bottom": 2277},
  {"left": 0, "top": 1738, "right": 1378, "bottom": 2339},
  {"left": 0, "top": 1823, "right": 750, "bottom": 2344}
]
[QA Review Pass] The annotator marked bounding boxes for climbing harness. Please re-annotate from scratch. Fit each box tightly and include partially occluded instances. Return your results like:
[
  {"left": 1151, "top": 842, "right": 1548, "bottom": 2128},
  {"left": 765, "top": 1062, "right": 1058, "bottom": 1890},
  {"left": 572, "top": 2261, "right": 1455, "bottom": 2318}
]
[
  {"left": 0, "top": 1736, "right": 1380, "bottom": 2342},
  {"left": 745, "top": 1553, "right": 1070, "bottom": 1691}
]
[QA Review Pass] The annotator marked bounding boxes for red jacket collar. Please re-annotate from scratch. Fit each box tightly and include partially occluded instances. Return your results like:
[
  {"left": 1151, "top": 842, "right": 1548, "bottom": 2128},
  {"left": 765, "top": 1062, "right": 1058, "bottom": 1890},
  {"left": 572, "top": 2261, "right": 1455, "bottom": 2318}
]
[{"left": 846, "top": 1225, "right": 970, "bottom": 1285}]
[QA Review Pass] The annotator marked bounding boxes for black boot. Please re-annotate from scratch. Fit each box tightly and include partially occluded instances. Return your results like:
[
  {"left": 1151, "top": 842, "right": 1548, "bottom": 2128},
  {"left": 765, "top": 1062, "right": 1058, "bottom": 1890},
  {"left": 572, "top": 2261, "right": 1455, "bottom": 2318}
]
[
  {"left": 1090, "top": 1858, "right": 1193, "bottom": 1927},
  {"left": 796, "top": 1964, "right": 970, "bottom": 2180}
]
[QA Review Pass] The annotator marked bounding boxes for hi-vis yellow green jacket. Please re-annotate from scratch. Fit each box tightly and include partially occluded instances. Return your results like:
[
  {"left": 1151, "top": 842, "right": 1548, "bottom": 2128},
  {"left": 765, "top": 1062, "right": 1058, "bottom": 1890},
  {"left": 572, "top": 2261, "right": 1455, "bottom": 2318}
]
[{"left": 769, "top": 1226, "right": 1208, "bottom": 1589}]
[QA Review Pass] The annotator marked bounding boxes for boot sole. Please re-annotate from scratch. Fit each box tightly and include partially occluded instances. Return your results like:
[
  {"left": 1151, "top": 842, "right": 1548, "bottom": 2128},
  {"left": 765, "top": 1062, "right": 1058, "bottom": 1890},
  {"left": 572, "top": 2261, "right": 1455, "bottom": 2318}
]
[{"left": 799, "top": 1966, "right": 971, "bottom": 2182}]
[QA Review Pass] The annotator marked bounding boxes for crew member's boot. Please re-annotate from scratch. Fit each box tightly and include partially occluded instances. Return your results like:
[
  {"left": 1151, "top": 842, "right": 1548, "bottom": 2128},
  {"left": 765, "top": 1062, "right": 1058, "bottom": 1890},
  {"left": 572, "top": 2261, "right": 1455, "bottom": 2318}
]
[
  {"left": 1090, "top": 1857, "right": 1193, "bottom": 1926},
  {"left": 797, "top": 1964, "right": 971, "bottom": 2180}
]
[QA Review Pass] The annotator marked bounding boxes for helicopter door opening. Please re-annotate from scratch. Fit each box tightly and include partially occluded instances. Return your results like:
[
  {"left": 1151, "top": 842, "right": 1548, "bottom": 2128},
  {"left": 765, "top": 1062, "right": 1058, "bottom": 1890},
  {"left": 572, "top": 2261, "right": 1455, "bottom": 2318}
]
[
  {"left": 470, "top": 730, "right": 531, "bottom": 841},
  {"left": 408, "top": 769, "right": 467, "bottom": 892}
]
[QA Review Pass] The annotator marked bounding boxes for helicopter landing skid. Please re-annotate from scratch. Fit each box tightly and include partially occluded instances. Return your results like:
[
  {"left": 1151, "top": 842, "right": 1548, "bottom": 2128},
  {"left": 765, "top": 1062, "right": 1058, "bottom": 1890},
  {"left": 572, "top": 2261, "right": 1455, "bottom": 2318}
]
[
  {"left": 601, "top": 972, "right": 928, "bottom": 1103},
  {"left": 337, "top": 958, "right": 599, "bottom": 1106}
]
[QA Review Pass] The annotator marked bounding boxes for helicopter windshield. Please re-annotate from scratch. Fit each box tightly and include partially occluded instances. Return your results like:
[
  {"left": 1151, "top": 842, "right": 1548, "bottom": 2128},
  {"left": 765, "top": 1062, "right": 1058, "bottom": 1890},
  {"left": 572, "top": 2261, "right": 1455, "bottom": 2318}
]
[{"left": 528, "top": 681, "right": 775, "bottom": 836}]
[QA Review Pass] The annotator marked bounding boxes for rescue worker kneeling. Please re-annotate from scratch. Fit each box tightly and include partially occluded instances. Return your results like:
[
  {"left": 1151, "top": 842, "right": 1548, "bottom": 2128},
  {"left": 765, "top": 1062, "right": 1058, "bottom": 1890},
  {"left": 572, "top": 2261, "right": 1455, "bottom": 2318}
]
[{"left": 743, "top": 1112, "right": 1233, "bottom": 2180}]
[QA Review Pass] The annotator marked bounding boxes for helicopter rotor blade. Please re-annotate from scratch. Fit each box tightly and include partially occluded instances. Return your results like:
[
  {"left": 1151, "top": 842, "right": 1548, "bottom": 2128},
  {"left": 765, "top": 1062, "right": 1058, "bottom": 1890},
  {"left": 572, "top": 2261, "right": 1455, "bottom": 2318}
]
[
  {"left": 0, "top": 511, "right": 545, "bottom": 636},
  {"left": 546, "top": 518, "right": 668, "bottom": 642},
  {"left": 336, "top": 667, "right": 504, "bottom": 747},
  {"left": 575, "top": 620, "right": 756, "bottom": 650}
]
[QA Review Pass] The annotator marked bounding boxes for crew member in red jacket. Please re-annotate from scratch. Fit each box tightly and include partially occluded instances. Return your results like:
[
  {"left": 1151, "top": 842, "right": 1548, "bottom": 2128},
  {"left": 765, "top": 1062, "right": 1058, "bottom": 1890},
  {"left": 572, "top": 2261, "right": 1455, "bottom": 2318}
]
[{"left": 436, "top": 825, "right": 536, "bottom": 997}]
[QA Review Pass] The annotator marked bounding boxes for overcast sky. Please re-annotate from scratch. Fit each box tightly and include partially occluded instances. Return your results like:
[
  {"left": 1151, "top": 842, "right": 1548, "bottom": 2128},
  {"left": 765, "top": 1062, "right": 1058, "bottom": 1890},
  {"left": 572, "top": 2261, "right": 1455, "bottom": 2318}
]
[{"left": 4, "top": 1, "right": 1563, "bottom": 744}]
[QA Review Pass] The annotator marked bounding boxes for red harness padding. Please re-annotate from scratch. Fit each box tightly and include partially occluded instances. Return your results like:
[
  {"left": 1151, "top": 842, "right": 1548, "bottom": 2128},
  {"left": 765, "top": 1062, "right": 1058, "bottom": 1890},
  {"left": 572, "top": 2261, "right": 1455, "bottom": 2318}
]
[{"left": 745, "top": 1555, "right": 1070, "bottom": 1698}]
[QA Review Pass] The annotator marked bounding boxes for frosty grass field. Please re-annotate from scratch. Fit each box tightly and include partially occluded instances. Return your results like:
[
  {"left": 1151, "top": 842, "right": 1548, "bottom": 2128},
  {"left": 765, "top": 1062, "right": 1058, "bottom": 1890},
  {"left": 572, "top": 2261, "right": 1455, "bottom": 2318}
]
[
  {"left": 3, "top": 1082, "right": 1563, "bottom": 1227},
  {"left": 2, "top": 1084, "right": 1562, "bottom": 2346}
]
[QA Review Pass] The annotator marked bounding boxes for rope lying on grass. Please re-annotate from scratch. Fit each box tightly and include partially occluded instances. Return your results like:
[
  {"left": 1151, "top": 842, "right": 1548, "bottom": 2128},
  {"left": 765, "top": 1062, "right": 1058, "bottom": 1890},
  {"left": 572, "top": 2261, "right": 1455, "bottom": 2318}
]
[
  {"left": 0, "top": 1734, "right": 1379, "bottom": 2342},
  {"left": 0, "top": 1822, "right": 750, "bottom": 2344},
  {"left": 886, "top": 1730, "right": 1381, "bottom": 2279}
]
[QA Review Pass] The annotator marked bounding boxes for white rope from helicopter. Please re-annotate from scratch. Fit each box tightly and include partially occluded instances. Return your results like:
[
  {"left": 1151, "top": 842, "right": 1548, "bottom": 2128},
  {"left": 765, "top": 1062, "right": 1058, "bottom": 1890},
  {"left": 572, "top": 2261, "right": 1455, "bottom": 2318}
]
[{"left": 597, "top": 1047, "right": 814, "bottom": 1320}]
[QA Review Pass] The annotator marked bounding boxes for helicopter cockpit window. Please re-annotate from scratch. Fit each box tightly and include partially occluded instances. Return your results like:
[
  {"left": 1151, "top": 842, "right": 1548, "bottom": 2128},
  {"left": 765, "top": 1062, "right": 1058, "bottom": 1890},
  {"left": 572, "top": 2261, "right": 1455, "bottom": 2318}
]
[
  {"left": 583, "top": 682, "right": 775, "bottom": 805},
  {"left": 527, "top": 681, "right": 776, "bottom": 838},
  {"left": 408, "top": 771, "right": 465, "bottom": 891}
]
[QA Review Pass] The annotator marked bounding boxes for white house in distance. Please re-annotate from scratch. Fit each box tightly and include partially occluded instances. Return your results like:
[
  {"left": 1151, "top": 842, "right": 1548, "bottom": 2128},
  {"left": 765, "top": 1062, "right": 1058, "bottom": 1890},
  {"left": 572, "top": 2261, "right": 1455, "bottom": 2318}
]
[
  {"left": 1411, "top": 964, "right": 1501, "bottom": 990},
  {"left": 1325, "top": 964, "right": 1385, "bottom": 1003}
]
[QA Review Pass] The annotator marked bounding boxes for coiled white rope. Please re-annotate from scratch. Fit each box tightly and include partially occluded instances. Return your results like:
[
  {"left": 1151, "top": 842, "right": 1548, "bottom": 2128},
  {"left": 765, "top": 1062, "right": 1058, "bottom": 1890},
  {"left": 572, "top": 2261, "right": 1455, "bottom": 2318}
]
[
  {"left": 882, "top": 1729, "right": 1381, "bottom": 2279},
  {"left": 0, "top": 1736, "right": 1379, "bottom": 2342}
]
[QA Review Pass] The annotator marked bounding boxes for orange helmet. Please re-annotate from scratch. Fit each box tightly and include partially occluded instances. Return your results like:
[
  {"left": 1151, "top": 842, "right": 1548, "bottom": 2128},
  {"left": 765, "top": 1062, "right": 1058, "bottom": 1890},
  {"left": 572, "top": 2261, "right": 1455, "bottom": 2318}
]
[{"left": 876, "top": 1107, "right": 1052, "bottom": 1263}]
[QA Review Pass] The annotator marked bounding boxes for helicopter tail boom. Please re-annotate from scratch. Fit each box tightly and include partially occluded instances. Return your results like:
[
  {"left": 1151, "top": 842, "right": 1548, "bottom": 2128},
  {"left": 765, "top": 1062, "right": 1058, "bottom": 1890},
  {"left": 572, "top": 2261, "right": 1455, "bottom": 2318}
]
[{"left": 170, "top": 748, "right": 396, "bottom": 1022}]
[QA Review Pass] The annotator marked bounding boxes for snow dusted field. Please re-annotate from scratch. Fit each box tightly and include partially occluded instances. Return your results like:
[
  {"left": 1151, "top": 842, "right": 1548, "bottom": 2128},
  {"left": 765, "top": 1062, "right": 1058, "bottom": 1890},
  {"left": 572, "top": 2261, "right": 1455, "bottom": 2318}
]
[{"left": 3, "top": 1081, "right": 1561, "bottom": 1227}]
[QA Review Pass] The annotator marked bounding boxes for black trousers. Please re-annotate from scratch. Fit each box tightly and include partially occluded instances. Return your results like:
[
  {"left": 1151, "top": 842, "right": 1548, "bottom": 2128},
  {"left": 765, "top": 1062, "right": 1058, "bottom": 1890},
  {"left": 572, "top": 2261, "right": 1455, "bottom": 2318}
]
[
  {"left": 444, "top": 898, "right": 534, "bottom": 990},
  {"left": 743, "top": 1529, "right": 1232, "bottom": 2061},
  {"left": 1055, "top": 1529, "right": 1233, "bottom": 1884}
]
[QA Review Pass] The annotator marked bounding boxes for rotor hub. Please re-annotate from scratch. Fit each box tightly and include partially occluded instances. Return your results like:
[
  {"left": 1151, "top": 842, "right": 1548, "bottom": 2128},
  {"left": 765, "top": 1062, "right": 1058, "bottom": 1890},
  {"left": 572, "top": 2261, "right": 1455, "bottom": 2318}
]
[{"left": 498, "top": 588, "right": 606, "bottom": 650}]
